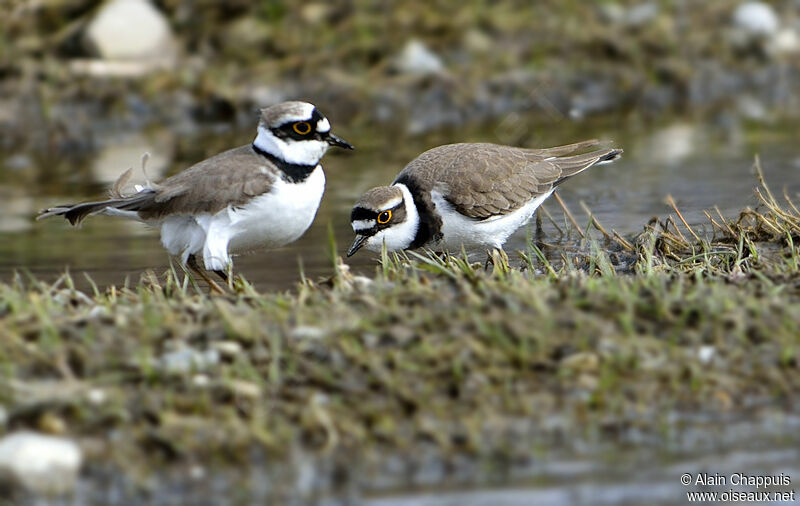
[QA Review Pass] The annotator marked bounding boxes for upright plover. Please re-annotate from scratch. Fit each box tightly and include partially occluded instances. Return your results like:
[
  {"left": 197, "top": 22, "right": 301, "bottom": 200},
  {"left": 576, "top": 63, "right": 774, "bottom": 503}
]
[{"left": 39, "top": 101, "right": 353, "bottom": 290}]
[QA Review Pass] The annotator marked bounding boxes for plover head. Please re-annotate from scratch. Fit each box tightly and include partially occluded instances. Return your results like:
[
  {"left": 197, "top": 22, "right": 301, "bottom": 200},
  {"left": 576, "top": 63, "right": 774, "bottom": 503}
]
[
  {"left": 254, "top": 101, "right": 353, "bottom": 166},
  {"left": 347, "top": 184, "right": 420, "bottom": 256}
]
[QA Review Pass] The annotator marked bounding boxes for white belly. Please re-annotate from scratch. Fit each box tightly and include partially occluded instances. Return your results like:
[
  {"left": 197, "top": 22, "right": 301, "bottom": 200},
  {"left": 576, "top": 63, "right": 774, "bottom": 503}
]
[
  {"left": 159, "top": 166, "right": 325, "bottom": 271},
  {"left": 431, "top": 190, "right": 553, "bottom": 251},
  {"left": 227, "top": 167, "right": 326, "bottom": 253}
]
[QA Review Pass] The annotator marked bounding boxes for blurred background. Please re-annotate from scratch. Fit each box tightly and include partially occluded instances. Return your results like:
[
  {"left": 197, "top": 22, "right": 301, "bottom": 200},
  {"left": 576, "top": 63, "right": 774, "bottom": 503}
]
[{"left": 1, "top": 0, "right": 799, "bottom": 288}]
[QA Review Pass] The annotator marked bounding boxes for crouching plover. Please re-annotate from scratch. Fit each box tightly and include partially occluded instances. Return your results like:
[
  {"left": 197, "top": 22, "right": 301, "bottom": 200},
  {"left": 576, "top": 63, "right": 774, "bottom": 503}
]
[
  {"left": 39, "top": 101, "right": 353, "bottom": 291},
  {"left": 347, "top": 140, "right": 621, "bottom": 256}
]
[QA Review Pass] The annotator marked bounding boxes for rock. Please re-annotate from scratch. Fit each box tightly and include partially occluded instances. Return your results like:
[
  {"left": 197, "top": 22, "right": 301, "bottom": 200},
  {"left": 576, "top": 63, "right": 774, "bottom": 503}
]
[
  {"left": 228, "top": 380, "right": 261, "bottom": 399},
  {"left": 599, "top": 2, "right": 659, "bottom": 27},
  {"left": 91, "top": 132, "right": 170, "bottom": 185},
  {"left": 159, "top": 345, "right": 220, "bottom": 374},
  {"left": 0, "top": 193, "right": 34, "bottom": 233},
  {"left": 560, "top": 352, "right": 600, "bottom": 373},
  {"left": 0, "top": 432, "right": 82, "bottom": 495},
  {"left": 732, "top": 2, "right": 779, "bottom": 37},
  {"left": 86, "top": 388, "right": 107, "bottom": 406},
  {"left": 639, "top": 123, "right": 698, "bottom": 166},
  {"left": 211, "top": 340, "right": 243, "bottom": 359},
  {"left": 598, "top": 3, "right": 626, "bottom": 24},
  {"left": 626, "top": 3, "right": 660, "bottom": 27},
  {"left": 393, "top": 40, "right": 444, "bottom": 76},
  {"left": 291, "top": 326, "right": 326, "bottom": 340},
  {"left": 192, "top": 374, "right": 211, "bottom": 387},
  {"left": 736, "top": 94, "right": 770, "bottom": 122},
  {"left": 463, "top": 29, "right": 492, "bottom": 53},
  {"left": 352, "top": 275, "right": 374, "bottom": 291},
  {"left": 770, "top": 27, "right": 800, "bottom": 56},
  {"left": 697, "top": 346, "right": 716, "bottom": 364},
  {"left": 222, "top": 17, "right": 272, "bottom": 51},
  {"left": 300, "top": 4, "right": 332, "bottom": 25},
  {"left": 84, "top": 0, "right": 177, "bottom": 63}
]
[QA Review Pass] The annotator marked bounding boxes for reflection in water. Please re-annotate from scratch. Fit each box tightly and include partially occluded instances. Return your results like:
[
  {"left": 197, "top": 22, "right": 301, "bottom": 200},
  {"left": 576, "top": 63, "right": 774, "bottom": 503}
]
[
  {"left": 90, "top": 131, "right": 172, "bottom": 185},
  {"left": 1, "top": 117, "right": 798, "bottom": 291}
]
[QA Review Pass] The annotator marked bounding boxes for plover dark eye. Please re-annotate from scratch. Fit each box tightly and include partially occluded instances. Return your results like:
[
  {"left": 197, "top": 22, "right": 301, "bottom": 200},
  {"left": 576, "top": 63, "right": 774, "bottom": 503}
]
[
  {"left": 292, "top": 121, "right": 312, "bottom": 135},
  {"left": 377, "top": 210, "right": 392, "bottom": 224}
]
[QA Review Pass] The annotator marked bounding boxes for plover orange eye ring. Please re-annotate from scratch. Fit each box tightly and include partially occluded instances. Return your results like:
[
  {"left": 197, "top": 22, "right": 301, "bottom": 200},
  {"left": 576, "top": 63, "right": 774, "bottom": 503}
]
[
  {"left": 292, "top": 121, "right": 312, "bottom": 135},
  {"left": 377, "top": 210, "right": 392, "bottom": 224}
]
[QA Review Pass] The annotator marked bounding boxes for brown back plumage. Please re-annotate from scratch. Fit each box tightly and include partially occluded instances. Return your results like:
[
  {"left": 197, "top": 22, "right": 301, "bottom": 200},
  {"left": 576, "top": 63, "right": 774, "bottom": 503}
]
[
  {"left": 37, "top": 145, "right": 277, "bottom": 225},
  {"left": 394, "top": 141, "right": 621, "bottom": 220},
  {"left": 134, "top": 145, "right": 276, "bottom": 220}
]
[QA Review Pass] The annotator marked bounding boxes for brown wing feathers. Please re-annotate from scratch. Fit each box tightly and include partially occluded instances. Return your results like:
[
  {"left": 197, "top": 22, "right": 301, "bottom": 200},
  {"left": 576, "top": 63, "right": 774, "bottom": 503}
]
[
  {"left": 397, "top": 142, "right": 620, "bottom": 220},
  {"left": 38, "top": 145, "right": 276, "bottom": 224}
]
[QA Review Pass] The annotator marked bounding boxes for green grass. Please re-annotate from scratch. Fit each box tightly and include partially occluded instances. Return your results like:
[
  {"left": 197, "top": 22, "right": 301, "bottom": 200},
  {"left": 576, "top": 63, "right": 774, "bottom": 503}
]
[{"left": 0, "top": 168, "right": 799, "bottom": 494}]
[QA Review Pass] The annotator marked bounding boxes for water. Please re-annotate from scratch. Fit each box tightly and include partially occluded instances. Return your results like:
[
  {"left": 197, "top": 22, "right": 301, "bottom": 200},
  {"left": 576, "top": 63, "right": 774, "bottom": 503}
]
[{"left": 1, "top": 115, "right": 798, "bottom": 291}]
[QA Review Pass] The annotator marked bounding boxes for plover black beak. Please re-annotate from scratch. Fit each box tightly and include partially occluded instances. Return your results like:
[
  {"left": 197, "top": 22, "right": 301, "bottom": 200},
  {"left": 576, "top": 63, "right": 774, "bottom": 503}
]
[
  {"left": 326, "top": 133, "right": 354, "bottom": 150},
  {"left": 347, "top": 234, "right": 368, "bottom": 257}
]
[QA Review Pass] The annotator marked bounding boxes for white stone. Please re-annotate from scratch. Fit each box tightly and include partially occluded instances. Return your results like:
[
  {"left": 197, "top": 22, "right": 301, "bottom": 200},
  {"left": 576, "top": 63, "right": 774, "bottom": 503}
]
[
  {"left": 87, "top": 388, "right": 107, "bottom": 405},
  {"left": 92, "top": 133, "right": 170, "bottom": 185},
  {"left": 0, "top": 193, "right": 34, "bottom": 233},
  {"left": 290, "top": 326, "right": 326, "bottom": 340},
  {"left": 192, "top": 374, "right": 210, "bottom": 387},
  {"left": 352, "top": 275, "right": 374, "bottom": 291},
  {"left": 626, "top": 3, "right": 659, "bottom": 27},
  {"left": 639, "top": 123, "right": 697, "bottom": 166},
  {"left": 211, "top": 340, "right": 243, "bottom": 358},
  {"left": 770, "top": 27, "right": 800, "bottom": 55},
  {"left": 736, "top": 94, "right": 769, "bottom": 121},
  {"left": 189, "top": 464, "right": 206, "bottom": 480},
  {"left": 159, "top": 346, "right": 220, "bottom": 374},
  {"left": 733, "top": 2, "right": 780, "bottom": 37},
  {"left": 0, "top": 432, "right": 82, "bottom": 494},
  {"left": 698, "top": 346, "right": 716, "bottom": 364},
  {"left": 85, "top": 0, "right": 177, "bottom": 62},
  {"left": 394, "top": 40, "right": 444, "bottom": 76}
]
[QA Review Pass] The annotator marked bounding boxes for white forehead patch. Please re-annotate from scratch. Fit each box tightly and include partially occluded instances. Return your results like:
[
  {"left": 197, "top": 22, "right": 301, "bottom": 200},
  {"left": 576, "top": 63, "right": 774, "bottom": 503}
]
[
  {"left": 352, "top": 219, "right": 375, "bottom": 232},
  {"left": 316, "top": 117, "right": 331, "bottom": 133},
  {"left": 382, "top": 196, "right": 403, "bottom": 209}
]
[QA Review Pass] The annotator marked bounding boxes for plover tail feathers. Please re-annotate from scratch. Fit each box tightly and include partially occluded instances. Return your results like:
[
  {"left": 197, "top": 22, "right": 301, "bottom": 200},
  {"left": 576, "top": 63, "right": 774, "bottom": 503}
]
[
  {"left": 37, "top": 190, "right": 155, "bottom": 225},
  {"left": 596, "top": 148, "right": 624, "bottom": 165},
  {"left": 553, "top": 147, "right": 623, "bottom": 183},
  {"left": 530, "top": 139, "right": 602, "bottom": 157}
]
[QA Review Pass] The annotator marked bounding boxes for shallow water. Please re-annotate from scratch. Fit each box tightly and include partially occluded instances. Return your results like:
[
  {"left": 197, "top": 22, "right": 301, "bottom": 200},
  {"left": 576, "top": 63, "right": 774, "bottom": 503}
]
[{"left": 1, "top": 115, "right": 799, "bottom": 291}]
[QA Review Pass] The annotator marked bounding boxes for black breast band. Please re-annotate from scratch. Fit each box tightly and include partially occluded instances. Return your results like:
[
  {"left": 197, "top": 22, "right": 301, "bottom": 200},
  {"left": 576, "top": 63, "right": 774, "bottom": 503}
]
[
  {"left": 393, "top": 176, "right": 443, "bottom": 249},
  {"left": 252, "top": 144, "right": 318, "bottom": 183}
]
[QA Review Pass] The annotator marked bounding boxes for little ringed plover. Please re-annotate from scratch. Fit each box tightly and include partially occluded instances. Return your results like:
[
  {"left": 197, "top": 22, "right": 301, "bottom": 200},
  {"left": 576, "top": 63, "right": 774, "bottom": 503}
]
[
  {"left": 39, "top": 101, "right": 353, "bottom": 290},
  {"left": 347, "top": 140, "right": 621, "bottom": 256}
]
